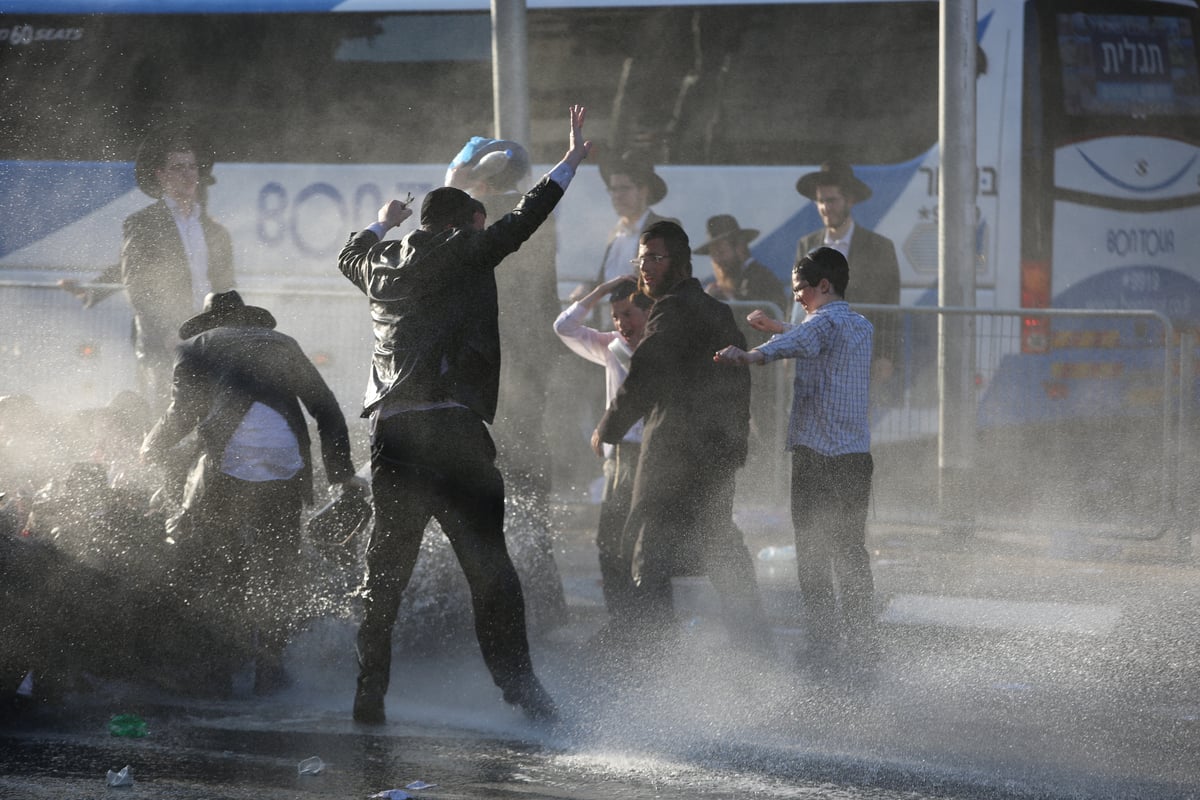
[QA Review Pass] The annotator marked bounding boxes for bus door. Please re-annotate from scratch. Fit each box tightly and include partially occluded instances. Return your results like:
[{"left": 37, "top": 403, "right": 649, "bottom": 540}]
[{"left": 1005, "top": 0, "right": 1200, "bottom": 426}]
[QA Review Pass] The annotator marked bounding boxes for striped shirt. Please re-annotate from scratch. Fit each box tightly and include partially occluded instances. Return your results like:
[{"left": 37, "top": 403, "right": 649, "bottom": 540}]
[{"left": 757, "top": 299, "right": 872, "bottom": 456}]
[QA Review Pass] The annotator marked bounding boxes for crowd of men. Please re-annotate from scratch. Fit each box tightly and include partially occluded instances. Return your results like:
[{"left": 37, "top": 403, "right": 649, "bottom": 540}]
[{"left": 2, "top": 104, "right": 903, "bottom": 727}]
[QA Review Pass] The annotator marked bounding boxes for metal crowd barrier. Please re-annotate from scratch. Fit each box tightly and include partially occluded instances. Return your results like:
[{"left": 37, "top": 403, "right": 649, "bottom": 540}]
[
  {"left": 3, "top": 279, "right": 1188, "bottom": 548},
  {"left": 858, "top": 303, "right": 1186, "bottom": 546}
]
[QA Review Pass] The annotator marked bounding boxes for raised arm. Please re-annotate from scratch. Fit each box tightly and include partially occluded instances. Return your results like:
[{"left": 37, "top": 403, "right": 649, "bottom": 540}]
[
  {"left": 575, "top": 273, "right": 637, "bottom": 313},
  {"left": 560, "top": 104, "right": 592, "bottom": 172}
]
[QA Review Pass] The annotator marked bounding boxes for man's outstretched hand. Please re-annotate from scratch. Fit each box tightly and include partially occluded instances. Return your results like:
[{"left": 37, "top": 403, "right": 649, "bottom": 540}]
[{"left": 563, "top": 104, "right": 592, "bottom": 170}]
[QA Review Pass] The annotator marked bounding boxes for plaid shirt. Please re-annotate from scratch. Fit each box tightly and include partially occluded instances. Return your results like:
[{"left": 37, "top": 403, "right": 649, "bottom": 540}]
[{"left": 757, "top": 299, "right": 872, "bottom": 456}]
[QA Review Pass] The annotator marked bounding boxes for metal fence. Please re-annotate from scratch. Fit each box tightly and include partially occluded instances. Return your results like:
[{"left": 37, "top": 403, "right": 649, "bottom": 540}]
[
  {"left": 2, "top": 280, "right": 1191, "bottom": 548},
  {"left": 860, "top": 303, "right": 1187, "bottom": 545}
]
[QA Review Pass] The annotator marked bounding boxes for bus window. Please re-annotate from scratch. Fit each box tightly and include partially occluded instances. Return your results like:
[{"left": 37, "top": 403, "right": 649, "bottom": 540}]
[{"left": 0, "top": 4, "right": 939, "bottom": 168}]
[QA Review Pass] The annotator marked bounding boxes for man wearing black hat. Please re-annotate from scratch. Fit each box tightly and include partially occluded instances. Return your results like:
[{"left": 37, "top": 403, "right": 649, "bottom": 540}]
[
  {"left": 596, "top": 151, "right": 679, "bottom": 289},
  {"left": 695, "top": 214, "right": 789, "bottom": 317},
  {"left": 141, "top": 290, "right": 361, "bottom": 696},
  {"left": 338, "top": 106, "right": 591, "bottom": 727},
  {"left": 794, "top": 161, "right": 900, "bottom": 389},
  {"left": 63, "top": 125, "right": 235, "bottom": 411}
]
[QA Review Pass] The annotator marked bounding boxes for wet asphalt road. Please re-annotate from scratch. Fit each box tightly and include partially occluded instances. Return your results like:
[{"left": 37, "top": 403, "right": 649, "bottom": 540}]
[{"left": 4, "top": 516, "right": 1200, "bottom": 800}]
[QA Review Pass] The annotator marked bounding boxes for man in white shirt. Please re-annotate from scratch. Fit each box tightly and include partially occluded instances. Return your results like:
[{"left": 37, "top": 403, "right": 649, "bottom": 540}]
[{"left": 63, "top": 125, "right": 236, "bottom": 411}]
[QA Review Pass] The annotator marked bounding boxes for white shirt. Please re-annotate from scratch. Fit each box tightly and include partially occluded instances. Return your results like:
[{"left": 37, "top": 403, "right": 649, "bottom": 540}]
[
  {"left": 553, "top": 300, "right": 643, "bottom": 458},
  {"left": 823, "top": 219, "right": 856, "bottom": 262},
  {"left": 601, "top": 209, "right": 649, "bottom": 284},
  {"left": 164, "top": 197, "right": 211, "bottom": 312},
  {"left": 221, "top": 402, "right": 304, "bottom": 481}
]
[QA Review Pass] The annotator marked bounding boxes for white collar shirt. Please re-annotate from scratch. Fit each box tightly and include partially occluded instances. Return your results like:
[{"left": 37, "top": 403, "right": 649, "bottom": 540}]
[
  {"left": 823, "top": 219, "right": 856, "bottom": 261},
  {"left": 165, "top": 197, "right": 211, "bottom": 312}
]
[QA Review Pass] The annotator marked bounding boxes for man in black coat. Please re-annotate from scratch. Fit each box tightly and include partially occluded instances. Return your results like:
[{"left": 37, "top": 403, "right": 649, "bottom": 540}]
[
  {"left": 594, "top": 220, "right": 772, "bottom": 655},
  {"left": 338, "top": 105, "right": 592, "bottom": 726},
  {"left": 794, "top": 161, "right": 900, "bottom": 395},
  {"left": 595, "top": 150, "right": 679, "bottom": 288},
  {"left": 63, "top": 125, "right": 236, "bottom": 411},
  {"left": 696, "top": 214, "right": 789, "bottom": 318},
  {"left": 141, "top": 291, "right": 361, "bottom": 695}
]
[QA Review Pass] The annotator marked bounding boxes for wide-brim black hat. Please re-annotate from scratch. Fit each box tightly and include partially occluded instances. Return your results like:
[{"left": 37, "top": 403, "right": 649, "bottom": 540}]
[
  {"left": 180, "top": 290, "right": 276, "bottom": 340},
  {"left": 134, "top": 123, "right": 218, "bottom": 199},
  {"left": 693, "top": 214, "right": 759, "bottom": 255},
  {"left": 795, "top": 160, "right": 873, "bottom": 203},
  {"left": 599, "top": 150, "right": 668, "bottom": 205}
]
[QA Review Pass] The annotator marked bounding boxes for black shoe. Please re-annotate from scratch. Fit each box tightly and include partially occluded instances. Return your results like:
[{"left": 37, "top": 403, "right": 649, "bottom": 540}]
[
  {"left": 353, "top": 686, "right": 386, "bottom": 725},
  {"left": 503, "top": 677, "right": 558, "bottom": 725}
]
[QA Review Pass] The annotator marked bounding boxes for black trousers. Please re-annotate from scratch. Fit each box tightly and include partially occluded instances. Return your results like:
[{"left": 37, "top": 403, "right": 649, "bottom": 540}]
[
  {"left": 357, "top": 408, "right": 536, "bottom": 698},
  {"left": 178, "top": 471, "right": 305, "bottom": 669},
  {"left": 625, "top": 455, "right": 772, "bottom": 651},
  {"left": 790, "top": 446, "right": 875, "bottom": 646}
]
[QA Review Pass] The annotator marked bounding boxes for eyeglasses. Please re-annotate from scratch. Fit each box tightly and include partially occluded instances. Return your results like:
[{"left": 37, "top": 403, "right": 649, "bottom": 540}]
[
  {"left": 163, "top": 162, "right": 199, "bottom": 174},
  {"left": 631, "top": 254, "right": 668, "bottom": 266}
]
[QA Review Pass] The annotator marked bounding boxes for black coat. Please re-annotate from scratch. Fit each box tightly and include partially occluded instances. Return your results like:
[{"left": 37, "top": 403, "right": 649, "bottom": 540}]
[
  {"left": 337, "top": 177, "right": 564, "bottom": 422},
  {"left": 141, "top": 322, "right": 355, "bottom": 507},
  {"left": 798, "top": 224, "right": 900, "bottom": 364},
  {"left": 796, "top": 224, "right": 900, "bottom": 307},
  {"left": 596, "top": 278, "right": 751, "bottom": 571},
  {"left": 121, "top": 200, "right": 235, "bottom": 362}
]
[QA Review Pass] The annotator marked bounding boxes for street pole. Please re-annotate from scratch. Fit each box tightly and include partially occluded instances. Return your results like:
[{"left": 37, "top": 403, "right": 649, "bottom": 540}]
[
  {"left": 938, "top": 0, "right": 977, "bottom": 534},
  {"left": 491, "top": 0, "right": 530, "bottom": 146}
]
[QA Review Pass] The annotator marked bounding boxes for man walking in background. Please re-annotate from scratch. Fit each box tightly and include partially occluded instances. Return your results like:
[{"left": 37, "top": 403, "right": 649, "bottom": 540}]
[
  {"left": 63, "top": 124, "right": 236, "bottom": 411},
  {"left": 696, "top": 213, "right": 789, "bottom": 318}
]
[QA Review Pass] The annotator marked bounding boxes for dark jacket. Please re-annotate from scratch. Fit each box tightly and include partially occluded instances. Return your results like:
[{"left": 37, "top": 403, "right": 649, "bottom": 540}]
[
  {"left": 798, "top": 224, "right": 900, "bottom": 364},
  {"left": 797, "top": 224, "right": 899, "bottom": 308},
  {"left": 142, "top": 323, "right": 355, "bottom": 506},
  {"left": 337, "top": 176, "right": 564, "bottom": 422},
  {"left": 598, "top": 276, "right": 751, "bottom": 473},
  {"left": 596, "top": 277, "right": 752, "bottom": 577},
  {"left": 706, "top": 258, "right": 790, "bottom": 319},
  {"left": 121, "top": 200, "right": 235, "bottom": 362}
]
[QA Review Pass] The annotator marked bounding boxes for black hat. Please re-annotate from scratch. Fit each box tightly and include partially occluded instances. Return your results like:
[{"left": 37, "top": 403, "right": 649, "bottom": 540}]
[
  {"left": 134, "top": 123, "right": 217, "bottom": 199},
  {"left": 179, "top": 291, "right": 276, "bottom": 340},
  {"left": 693, "top": 214, "right": 760, "bottom": 255},
  {"left": 795, "top": 160, "right": 873, "bottom": 203},
  {"left": 599, "top": 150, "right": 668, "bottom": 205}
]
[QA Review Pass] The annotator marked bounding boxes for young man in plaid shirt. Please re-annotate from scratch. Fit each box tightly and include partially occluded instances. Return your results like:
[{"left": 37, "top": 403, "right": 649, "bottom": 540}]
[{"left": 714, "top": 246, "right": 876, "bottom": 672}]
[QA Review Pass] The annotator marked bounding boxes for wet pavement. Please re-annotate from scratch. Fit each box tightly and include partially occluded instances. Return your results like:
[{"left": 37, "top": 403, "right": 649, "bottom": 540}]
[{"left": 3, "top": 502, "right": 1200, "bottom": 799}]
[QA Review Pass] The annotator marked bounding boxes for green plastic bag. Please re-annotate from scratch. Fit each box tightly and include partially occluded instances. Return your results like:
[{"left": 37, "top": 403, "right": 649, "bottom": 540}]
[{"left": 107, "top": 713, "right": 148, "bottom": 738}]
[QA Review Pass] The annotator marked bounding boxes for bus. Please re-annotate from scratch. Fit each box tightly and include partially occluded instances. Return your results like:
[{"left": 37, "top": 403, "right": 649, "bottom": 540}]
[{"left": 1, "top": 0, "right": 1198, "bottom": 523}]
